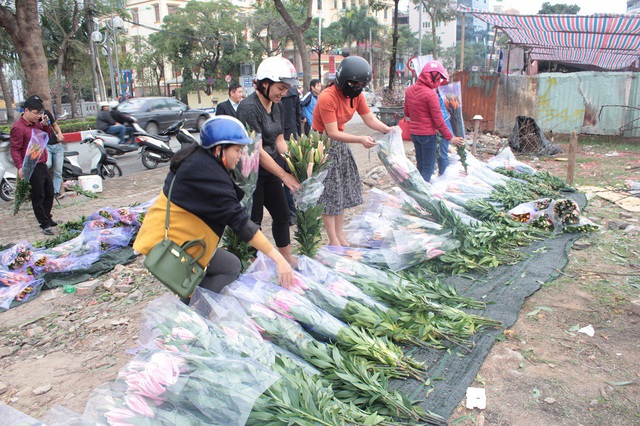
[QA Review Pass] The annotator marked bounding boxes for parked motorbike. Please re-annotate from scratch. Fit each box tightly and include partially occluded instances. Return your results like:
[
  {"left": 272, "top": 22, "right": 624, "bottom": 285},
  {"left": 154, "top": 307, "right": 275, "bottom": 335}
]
[
  {"left": 136, "top": 118, "right": 197, "bottom": 169},
  {"left": 0, "top": 132, "right": 16, "bottom": 201},
  {"left": 62, "top": 135, "right": 122, "bottom": 180},
  {"left": 0, "top": 161, "right": 16, "bottom": 201},
  {"left": 87, "top": 128, "right": 138, "bottom": 157}
]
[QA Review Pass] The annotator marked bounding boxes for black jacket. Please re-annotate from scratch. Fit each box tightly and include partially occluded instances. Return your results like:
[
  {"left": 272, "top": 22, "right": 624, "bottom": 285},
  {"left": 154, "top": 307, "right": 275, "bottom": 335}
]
[
  {"left": 112, "top": 109, "right": 135, "bottom": 125},
  {"left": 215, "top": 100, "right": 238, "bottom": 118},
  {"left": 96, "top": 109, "right": 116, "bottom": 131},
  {"left": 280, "top": 86, "right": 302, "bottom": 139}
]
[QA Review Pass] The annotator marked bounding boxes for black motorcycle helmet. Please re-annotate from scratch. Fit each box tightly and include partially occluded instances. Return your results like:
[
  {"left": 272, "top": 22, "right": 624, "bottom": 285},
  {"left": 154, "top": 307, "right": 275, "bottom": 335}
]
[{"left": 335, "top": 56, "right": 372, "bottom": 99}]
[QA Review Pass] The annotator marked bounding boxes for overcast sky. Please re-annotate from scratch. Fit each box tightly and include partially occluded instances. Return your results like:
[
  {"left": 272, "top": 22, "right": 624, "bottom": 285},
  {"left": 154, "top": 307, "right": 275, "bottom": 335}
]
[
  {"left": 495, "top": 0, "right": 628, "bottom": 15},
  {"left": 400, "top": 0, "right": 629, "bottom": 15}
]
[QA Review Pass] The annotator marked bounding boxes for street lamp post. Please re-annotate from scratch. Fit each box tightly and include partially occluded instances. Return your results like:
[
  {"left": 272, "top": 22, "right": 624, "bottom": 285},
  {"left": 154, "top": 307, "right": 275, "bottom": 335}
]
[
  {"left": 317, "top": 10, "right": 322, "bottom": 81},
  {"left": 91, "top": 16, "right": 124, "bottom": 100}
]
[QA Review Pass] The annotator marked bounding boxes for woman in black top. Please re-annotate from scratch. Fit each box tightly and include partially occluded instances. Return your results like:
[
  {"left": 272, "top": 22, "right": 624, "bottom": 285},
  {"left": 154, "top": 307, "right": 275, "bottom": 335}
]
[{"left": 237, "top": 57, "right": 300, "bottom": 265}]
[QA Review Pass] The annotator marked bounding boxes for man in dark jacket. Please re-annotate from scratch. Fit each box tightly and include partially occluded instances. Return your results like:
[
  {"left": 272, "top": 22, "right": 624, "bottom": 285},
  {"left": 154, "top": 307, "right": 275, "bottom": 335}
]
[
  {"left": 96, "top": 102, "right": 133, "bottom": 144},
  {"left": 215, "top": 84, "right": 243, "bottom": 118},
  {"left": 10, "top": 96, "right": 57, "bottom": 235},
  {"left": 280, "top": 85, "right": 302, "bottom": 140}
]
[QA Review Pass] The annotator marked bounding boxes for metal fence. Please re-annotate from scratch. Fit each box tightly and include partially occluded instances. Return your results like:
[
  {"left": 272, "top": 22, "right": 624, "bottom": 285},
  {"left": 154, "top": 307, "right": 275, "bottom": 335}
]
[
  {"left": 454, "top": 71, "right": 640, "bottom": 137},
  {"left": 0, "top": 100, "right": 98, "bottom": 122}
]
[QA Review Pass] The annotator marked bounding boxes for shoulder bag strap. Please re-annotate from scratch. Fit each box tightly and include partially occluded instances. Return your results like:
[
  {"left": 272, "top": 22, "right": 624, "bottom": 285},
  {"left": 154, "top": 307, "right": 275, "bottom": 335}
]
[{"left": 164, "top": 175, "right": 177, "bottom": 239}]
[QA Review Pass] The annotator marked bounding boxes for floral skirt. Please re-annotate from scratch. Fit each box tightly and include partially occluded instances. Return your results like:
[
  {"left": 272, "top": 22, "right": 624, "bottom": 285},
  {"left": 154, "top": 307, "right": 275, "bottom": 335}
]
[{"left": 319, "top": 140, "right": 362, "bottom": 215}]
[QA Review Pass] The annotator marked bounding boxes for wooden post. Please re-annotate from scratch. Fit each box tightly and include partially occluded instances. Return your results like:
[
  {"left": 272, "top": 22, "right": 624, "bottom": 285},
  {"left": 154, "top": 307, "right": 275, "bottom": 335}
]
[
  {"left": 505, "top": 42, "right": 512, "bottom": 75},
  {"left": 460, "top": 14, "right": 466, "bottom": 72},
  {"left": 567, "top": 131, "right": 578, "bottom": 185},
  {"left": 488, "top": 26, "right": 498, "bottom": 72},
  {"left": 473, "top": 119, "right": 480, "bottom": 156}
]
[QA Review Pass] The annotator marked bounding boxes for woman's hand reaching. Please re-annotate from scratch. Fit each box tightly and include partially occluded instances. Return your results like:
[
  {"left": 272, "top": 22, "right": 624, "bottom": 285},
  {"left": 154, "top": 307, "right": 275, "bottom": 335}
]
[
  {"left": 359, "top": 135, "right": 377, "bottom": 149},
  {"left": 450, "top": 136, "right": 465, "bottom": 147},
  {"left": 281, "top": 172, "right": 301, "bottom": 192},
  {"left": 274, "top": 257, "right": 295, "bottom": 289}
]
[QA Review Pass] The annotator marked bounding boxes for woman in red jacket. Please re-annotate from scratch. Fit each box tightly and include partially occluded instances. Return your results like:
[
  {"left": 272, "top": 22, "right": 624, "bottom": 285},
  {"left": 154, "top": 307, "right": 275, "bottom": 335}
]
[{"left": 404, "top": 61, "right": 464, "bottom": 182}]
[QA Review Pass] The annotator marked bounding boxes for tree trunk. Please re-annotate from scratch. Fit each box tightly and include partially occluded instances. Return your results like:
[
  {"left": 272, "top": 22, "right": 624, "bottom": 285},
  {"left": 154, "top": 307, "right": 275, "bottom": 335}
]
[
  {"left": 430, "top": 15, "right": 438, "bottom": 55},
  {"left": 0, "top": 59, "right": 15, "bottom": 124},
  {"left": 0, "top": 1, "right": 54, "bottom": 112},
  {"left": 55, "top": 41, "right": 68, "bottom": 116},
  {"left": 65, "top": 66, "right": 78, "bottom": 118},
  {"left": 388, "top": 0, "right": 400, "bottom": 90},
  {"left": 272, "top": 0, "right": 312, "bottom": 91}
]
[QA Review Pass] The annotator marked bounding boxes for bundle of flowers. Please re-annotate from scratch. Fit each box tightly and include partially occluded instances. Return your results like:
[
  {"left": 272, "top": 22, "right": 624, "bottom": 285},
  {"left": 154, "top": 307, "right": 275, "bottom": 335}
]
[
  {"left": 506, "top": 198, "right": 599, "bottom": 233},
  {"left": 315, "top": 246, "right": 501, "bottom": 349},
  {"left": 439, "top": 82, "right": 467, "bottom": 172},
  {"left": 486, "top": 146, "right": 537, "bottom": 174},
  {"left": 1, "top": 242, "right": 35, "bottom": 272},
  {"left": 85, "top": 350, "right": 277, "bottom": 426},
  {"left": 223, "top": 135, "right": 262, "bottom": 268},
  {"left": 282, "top": 131, "right": 331, "bottom": 257},
  {"left": 0, "top": 271, "right": 44, "bottom": 310},
  {"left": 14, "top": 128, "right": 48, "bottom": 215},
  {"left": 235, "top": 296, "right": 444, "bottom": 424},
  {"left": 224, "top": 274, "right": 426, "bottom": 379},
  {"left": 190, "top": 290, "right": 394, "bottom": 425}
]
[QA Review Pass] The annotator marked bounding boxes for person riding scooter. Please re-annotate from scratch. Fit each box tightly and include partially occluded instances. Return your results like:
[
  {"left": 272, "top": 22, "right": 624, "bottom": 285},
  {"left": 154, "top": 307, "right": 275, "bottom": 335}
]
[{"left": 96, "top": 102, "right": 135, "bottom": 145}]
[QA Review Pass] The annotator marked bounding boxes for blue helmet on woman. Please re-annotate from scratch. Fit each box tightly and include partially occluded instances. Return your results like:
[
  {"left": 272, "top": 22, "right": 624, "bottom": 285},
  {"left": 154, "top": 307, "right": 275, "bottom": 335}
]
[{"left": 199, "top": 116, "right": 253, "bottom": 149}]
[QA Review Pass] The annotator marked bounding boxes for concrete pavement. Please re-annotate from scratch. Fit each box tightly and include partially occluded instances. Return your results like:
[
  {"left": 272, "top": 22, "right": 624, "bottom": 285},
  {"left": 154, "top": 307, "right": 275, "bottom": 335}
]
[{"left": 0, "top": 120, "right": 389, "bottom": 246}]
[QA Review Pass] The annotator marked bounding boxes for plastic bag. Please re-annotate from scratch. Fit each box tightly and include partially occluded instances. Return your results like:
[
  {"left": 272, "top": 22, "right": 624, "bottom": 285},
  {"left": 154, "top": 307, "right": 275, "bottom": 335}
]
[
  {"left": 83, "top": 350, "right": 277, "bottom": 426},
  {"left": 0, "top": 241, "right": 35, "bottom": 272},
  {"left": 41, "top": 405, "right": 94, "bottom": 426},
  {"left": 0, "top": 402, "right": 43, "bottom": 425},
  {"left": 190, "top": 288, "right": 276, "bottom": 367},
  {"left": 223, "top": 274, "right": 347, "bottom": 342},
  {"left": 295, "top": 169, "right": 328, "bottom": 211},
  {"left": 508, "top": 198, "right": 553, "bottom": 224},
  {"left": 296, "top": 255, "right": 388, "bottom": 312},
  {"left": 82, "top": 226, "right": 136, "bottom": 248},
  {"left": 0, "top": 278, "right": 44, "bottom": 310},
  {"left": 234, "top": 297, "right": 321, "bottom": 358},
  {"left": 486, "top": 147, "right": 536, "bottom": 174}
]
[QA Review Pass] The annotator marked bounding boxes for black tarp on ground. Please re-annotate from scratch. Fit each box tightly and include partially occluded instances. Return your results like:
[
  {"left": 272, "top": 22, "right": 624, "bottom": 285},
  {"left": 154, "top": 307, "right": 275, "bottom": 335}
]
[{"left": 390, "top": 193, "right": 586, "bottom": 422}]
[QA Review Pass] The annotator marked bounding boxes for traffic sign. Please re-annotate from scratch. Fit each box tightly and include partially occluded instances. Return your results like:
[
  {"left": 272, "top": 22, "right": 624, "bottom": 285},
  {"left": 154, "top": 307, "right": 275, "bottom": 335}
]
[
  {"left": 225, "top": 74, "right": 232, "bottom": 83},
  {"left": 208, "top": 76, "right": 214, "bottom": 85}
]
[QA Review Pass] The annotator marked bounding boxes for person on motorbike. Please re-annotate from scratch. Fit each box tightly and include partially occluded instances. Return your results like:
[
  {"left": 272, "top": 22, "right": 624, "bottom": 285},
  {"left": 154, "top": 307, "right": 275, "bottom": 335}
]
[
  {"left": 109, "top": 101, "right": 137, "bottom": 145},
  {"left": 96, "top": 102, "right": 134, "bottom": 145}
]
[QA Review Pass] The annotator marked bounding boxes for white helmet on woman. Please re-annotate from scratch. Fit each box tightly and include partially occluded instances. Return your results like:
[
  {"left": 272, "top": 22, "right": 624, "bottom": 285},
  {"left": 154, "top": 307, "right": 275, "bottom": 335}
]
[
  {"left": 109, "top": 101, "right": 119, "bottom": 109},
  {"left": 255, "top": 57, "right": 299, "bottom": 86}
]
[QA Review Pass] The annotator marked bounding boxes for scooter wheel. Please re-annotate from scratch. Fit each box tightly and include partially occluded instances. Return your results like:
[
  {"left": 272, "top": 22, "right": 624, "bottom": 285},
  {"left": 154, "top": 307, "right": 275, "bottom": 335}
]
[
  {"left": 141, "top": 151, "right": 159, "bottom": 169},
  {"left": 0, "top": 178, "right": 15, "bottom": 201},
  {"left": 100, "top": 163, "right": 123, "bottom": 180}
]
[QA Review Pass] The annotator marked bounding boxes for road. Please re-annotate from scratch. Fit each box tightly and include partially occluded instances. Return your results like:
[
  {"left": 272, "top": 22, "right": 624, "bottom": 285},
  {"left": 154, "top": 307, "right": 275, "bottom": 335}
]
[{"left": 0, "top": 106, "right": 378, "bottom": 178}]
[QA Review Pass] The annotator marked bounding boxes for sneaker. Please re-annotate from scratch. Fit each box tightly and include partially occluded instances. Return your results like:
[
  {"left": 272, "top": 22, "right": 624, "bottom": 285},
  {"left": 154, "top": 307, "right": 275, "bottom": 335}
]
[
  {"left": 42, "top": 227, "right": 54, "bottom": 236},
  {"left": 49, "top": 220, "right": 58, "bottom": 227}
]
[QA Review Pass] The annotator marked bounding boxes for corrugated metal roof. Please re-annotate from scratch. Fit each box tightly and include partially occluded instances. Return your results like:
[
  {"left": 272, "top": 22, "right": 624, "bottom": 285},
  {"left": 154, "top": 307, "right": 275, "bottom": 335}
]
[{"left": 458, "top": 6, "right": 640, "bottom": 70}]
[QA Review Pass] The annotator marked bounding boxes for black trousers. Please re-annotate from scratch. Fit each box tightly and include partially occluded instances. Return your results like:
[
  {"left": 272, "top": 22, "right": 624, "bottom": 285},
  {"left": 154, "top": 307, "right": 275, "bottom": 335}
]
[
  {"left": 29, "top": 163, "right": 54, "bottom": 229},
  {"left": 198, "top": 249, "right": 242, "bottom": 293},
  {"left": 251, "top": 172, "right": 291, "bottom": 248}
]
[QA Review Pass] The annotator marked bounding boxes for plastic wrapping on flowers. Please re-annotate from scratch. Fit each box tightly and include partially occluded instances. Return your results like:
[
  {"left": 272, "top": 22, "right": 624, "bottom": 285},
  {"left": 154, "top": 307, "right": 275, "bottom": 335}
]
[
  {"left": 224, "top": 274, "right": 347, "bottom": 341},
  {"left": 486, "top": 146, "right": 537, "bottom": 174},
  {"left": 83, "top": 350, "right": 277, "bottom": 426},
  {"left": 283, "top": 131, "right": 331, "bottom": 257},
  {"left": 14, "top": 129, "right": 49, "bottom": 215},
  {"left": 223, "top": 135, "right": 262, "bottom": 269}
]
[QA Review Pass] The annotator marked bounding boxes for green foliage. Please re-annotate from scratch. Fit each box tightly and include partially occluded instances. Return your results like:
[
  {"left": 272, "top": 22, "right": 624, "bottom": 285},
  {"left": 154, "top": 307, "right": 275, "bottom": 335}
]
[
  {"left": 538, "top": 1, "right": 580, "bottom": 14},
  {"left": 336, "top": 5, "right": 380, "bottom": 55},
  {"left": 13, "top": 179, "right": 31, "bottom": 216},
  {"left": 33, "top": 216, "right": 86, "bottom": 248},
  {"left": 304, "top": 18, "right": 344, "bottom": 54},
  {"left": 157, "top": 0, "right": 250, "bottom": 84}
]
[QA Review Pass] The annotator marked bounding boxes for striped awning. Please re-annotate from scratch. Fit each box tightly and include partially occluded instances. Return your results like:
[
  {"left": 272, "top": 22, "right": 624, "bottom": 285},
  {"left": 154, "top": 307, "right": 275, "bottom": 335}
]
[{"left": 458, "top": 5, "right": 640, "bottom": 70}]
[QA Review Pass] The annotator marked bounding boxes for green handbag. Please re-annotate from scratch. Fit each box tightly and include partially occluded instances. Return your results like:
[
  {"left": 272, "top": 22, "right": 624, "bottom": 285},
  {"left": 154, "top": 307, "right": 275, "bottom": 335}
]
[{"left": 143, "top": 176, "right": 208, "bottom": 299}]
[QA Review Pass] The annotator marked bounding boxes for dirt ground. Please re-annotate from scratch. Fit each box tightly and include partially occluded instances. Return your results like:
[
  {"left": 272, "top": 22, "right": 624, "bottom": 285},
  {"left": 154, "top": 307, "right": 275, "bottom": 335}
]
[{"left": 1, "top": 134, "right": 639, "bottom": 424}]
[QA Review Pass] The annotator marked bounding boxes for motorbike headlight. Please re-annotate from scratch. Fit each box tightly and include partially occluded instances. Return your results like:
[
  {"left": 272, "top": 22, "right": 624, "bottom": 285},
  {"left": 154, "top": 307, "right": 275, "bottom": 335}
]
[{"left": 94, "top": 139, "right": 104, "bottom": 147}]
